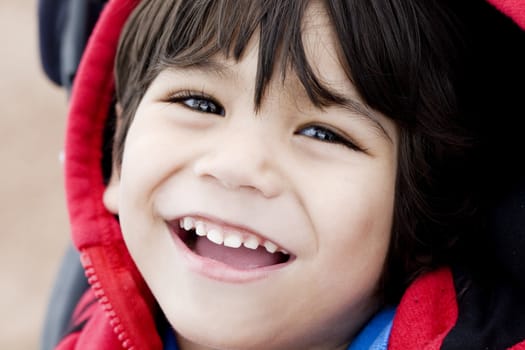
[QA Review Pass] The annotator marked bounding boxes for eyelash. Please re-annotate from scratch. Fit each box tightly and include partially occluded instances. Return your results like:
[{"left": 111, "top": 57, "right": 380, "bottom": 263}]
[
  {"left": 166, "top": 90, "right": 361, "bottom": 151},
  {"left": 167, "top": 90, "right": 225, "bottom": 116},
  {"left": 297, "top": 125, "right": 362, "bottom": 151}
]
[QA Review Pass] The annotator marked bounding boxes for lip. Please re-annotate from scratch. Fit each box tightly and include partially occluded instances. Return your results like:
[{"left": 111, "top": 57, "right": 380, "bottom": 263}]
[{"left": 168, "top": 218, "right": 294, "bottom": 283}]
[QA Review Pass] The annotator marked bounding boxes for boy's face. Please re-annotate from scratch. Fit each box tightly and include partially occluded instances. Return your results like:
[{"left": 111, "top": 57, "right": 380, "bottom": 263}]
[{"left": 105, "top": 5, "right": 398, "bottom": 350}]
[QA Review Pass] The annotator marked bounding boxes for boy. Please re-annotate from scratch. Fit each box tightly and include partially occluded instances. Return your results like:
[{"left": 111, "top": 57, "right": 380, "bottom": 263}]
[{"left": 55, "top": 0, "right": 525, "bottom": 349}]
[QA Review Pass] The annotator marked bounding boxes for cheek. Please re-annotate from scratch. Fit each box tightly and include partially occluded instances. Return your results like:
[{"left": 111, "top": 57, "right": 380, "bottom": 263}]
[
  {"left": 119, "top": 121, "right": 195, "bottom": 205},
  {"left": 316, "top": 188, "right": 394, "bottom": 268},
  {"left": 308, "top": 183, "right": 395, "bottom": 321},
  {"left": 304, "top": 163, "right": 396, "bottom": 274},
  {"left": 311, "top": 165, "right": 395, "bottom": 229}
]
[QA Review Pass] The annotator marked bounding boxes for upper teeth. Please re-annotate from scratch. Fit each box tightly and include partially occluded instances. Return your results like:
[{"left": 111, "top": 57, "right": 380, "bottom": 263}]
[{"left": 179, "top": 217, "right": 286, "bottom": 254}]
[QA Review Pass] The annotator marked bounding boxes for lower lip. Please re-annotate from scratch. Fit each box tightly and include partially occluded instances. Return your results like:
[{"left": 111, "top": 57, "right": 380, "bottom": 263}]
[{"left": 169, "top": 224, "right": 291, "bottom": 283}]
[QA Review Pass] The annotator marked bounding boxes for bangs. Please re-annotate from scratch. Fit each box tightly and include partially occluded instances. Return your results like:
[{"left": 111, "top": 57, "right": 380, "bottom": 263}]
[
  {"left": 118, "top": 0, "right": 468, "bottom": 128},
  {"left": 120, "top": 0, "right": 347, "bottom": 109}
]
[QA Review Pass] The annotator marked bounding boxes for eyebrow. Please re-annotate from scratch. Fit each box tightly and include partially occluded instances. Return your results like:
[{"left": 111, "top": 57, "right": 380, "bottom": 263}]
[
  {"left": 333, "top": 96, "right": 393, "bottom": 144},
  {"left": 172, "top": 60, "right": 393, "bottom": 143}
]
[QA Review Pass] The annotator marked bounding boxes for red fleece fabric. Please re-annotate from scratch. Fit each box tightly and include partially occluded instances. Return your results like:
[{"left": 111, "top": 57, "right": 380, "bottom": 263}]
[
  {"left": 487, "top": 0, "right": 525, "bottom": 29},
  {"left": 65, "top": 0, "right": 138, "bottom": 249},
  {"left": 389, "top": 268, "right": 458, "bottom": 350},
  {"left": 64, "top": 0, "right": 162, "bottom": 348}
]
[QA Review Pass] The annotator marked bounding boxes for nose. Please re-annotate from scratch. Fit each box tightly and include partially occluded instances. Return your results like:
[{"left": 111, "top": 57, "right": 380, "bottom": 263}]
[{"left": 193, "top": 128, "right": 283, "bottom": 198}]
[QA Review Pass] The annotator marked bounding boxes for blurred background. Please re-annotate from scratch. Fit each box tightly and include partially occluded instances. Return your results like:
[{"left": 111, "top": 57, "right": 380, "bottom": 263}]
[{"left": 0, "top": 1, "right": 71, "bottom": 349}]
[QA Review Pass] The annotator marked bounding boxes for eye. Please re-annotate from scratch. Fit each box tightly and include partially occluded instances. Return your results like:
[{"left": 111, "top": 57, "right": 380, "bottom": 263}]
[
  {"left": 168, "top": 91, "right": 225, "bottom": 116},
  {"left": 297, "top": 125, "right": 361, "bottom": 151}
]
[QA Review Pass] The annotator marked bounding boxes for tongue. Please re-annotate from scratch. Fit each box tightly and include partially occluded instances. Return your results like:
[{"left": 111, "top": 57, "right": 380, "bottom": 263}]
[{"left": 194, "top": 237, "right": 282, "bottom": 269}]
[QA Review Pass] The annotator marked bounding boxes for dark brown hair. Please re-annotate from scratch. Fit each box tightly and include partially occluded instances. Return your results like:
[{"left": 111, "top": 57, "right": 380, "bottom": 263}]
[{"left": 113, "top": 0, "right": 479, "bottom": 303}]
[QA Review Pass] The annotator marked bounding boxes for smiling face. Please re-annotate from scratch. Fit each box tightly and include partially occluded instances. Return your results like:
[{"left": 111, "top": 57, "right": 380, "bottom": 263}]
[{"left": 104, "top": 4, "right": 398, "bottom": 350}]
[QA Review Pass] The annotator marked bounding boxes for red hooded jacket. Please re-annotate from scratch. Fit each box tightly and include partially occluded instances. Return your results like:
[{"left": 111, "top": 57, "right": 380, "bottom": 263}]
[{"left": 56, "top": 0, "right": 525, "bottom": 349}]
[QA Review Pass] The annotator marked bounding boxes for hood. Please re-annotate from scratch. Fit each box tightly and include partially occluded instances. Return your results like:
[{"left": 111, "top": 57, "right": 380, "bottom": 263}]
[
  {"left": 486, "top": 0, "right": 525, "bottom": 29},
  {"left": 63, "top": 0, "right": 525, "bottom": 349},
  {"left": 63, "top": 1, "right": 161, "bottom": 348}
]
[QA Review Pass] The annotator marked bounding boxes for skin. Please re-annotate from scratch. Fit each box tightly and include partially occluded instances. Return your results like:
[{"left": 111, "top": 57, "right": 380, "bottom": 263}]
[{"left": 104, "top": 4, "right": 399, "bottom": 350}]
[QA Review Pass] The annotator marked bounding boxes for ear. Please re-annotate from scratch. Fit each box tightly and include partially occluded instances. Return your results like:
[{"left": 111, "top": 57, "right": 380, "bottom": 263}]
[
  {"left": 103, "top": 170, "right": 120, "bottom": 214},
  {"left": 102, "top": 102, "right": 123, "bottom": 214}
]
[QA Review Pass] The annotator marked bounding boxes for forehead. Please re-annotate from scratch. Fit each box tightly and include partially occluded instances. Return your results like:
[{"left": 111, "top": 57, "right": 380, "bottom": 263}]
[
  {"left": 185, "top": 4, "right": 348, "bottom": 97},
  {"left": 302, "top": 2, "right": 341, "bottom": 69},
  {"left": 300, "top": 3, "right": 359, "bottom": 103}
]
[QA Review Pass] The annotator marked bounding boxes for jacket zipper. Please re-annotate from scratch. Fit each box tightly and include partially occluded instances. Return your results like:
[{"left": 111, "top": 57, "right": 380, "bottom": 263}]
[{"left": 82, "top": 251, "right": 137, "bottom": 350}]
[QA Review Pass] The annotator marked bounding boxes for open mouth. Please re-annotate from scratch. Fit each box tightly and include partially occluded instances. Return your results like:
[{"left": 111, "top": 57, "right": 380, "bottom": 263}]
[{"left": 172, "top": 216, "right": 292, "bottom": 270}]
